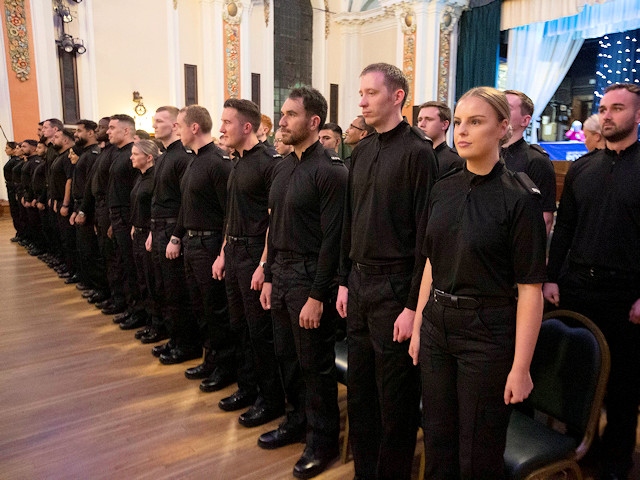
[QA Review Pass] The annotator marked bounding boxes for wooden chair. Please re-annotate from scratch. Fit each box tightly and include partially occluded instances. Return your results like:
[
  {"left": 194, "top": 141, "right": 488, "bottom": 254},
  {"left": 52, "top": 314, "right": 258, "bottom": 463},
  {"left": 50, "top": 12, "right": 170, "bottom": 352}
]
[{"left": 504, "top": 310, "right": 610, "bottom": 480}]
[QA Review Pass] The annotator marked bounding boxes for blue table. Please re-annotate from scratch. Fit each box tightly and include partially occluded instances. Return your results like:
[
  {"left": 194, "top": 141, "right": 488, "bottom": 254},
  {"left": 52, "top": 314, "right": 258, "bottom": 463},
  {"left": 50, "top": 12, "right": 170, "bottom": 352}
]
[{"left": 539, "top": 141, "right": 588, "bottom": 161}]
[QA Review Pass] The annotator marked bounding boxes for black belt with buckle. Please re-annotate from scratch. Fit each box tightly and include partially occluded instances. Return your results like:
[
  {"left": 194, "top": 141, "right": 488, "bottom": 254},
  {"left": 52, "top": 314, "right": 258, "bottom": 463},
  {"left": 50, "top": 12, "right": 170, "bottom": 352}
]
[
  {"left": 187, "top": 229, "right": 215, "bottom": 237},
  {"left": 354, "top": 261, "right": 413, "bottom": 275},
  {"left": 433, "top": 289, "right": 513, "bottom": 309},
  {"left": 227, "top": 235, "right": 264, "bottom": 245},
  {"left": 571, "top": 262, "right": 640, "bottom": 282}
]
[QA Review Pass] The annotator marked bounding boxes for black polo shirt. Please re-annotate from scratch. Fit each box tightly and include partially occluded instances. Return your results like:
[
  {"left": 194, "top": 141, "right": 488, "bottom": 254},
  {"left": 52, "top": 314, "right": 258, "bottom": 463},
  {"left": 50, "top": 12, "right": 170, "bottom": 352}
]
[
  {"left": 32, "top": 159, "right": 48, "bottom": 204},
  {"left": 130, "top": 166, "right": 155, "bottom": 229},
  {"left": 3, "top": 155, "right": 21, "bottom": 185},
  {"left": 48, "top": 149, "right": 72, "bottom": 202},
  {"left": 266, "top": 141, "right": 347, "bottom": 301},
  {"left": 434, "top": 141, "right": 464, "bottom": 178},
  {"left": 175, "top": 141, "right": 231, "bottom": 238},
  {"left": 548, "top": 142, "right": 640, "bottom": 281},
  {"left": 423, "top": 162, "right": 547, "bottom": 297},
  {"left": 151, "top": 139, "right": 192, "bottom": 220},
  {"left": 107, "top": 142, "right": 137, "bottom": 209},
  {"left": 502, "top": 138, "right": 556, "bottom": 212},
  {"left": 340, "top": 120, "right": 438, "bottom": 310},
  {"left": 226, "top": 142, "right": 280, "bottom": 237},
  {"left": 20, "top": 155, "right": 41, "bottom": 202},
  {"left": 72, "top": 144, "right": 100, "bottom": 205}
]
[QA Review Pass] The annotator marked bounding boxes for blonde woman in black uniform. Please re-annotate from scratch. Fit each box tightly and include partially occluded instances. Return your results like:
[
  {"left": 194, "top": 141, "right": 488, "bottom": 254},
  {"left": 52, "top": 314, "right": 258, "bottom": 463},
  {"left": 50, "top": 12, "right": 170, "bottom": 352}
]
[{"left": 408, "top": 87, "right": 547, "bottom": 479}]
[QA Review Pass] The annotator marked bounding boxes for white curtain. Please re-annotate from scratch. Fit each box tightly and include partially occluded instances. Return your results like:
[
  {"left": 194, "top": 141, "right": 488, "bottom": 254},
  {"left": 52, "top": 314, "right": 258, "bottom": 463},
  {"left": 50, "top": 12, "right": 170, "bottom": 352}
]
[{"left": 505, "top": 23, "right": 584, "bottom": 143}]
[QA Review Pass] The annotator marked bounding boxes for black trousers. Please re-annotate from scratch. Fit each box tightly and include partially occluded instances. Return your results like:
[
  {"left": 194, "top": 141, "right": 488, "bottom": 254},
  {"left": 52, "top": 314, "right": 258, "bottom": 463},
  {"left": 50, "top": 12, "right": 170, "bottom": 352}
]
[
  {"left": 37, "top": 206, "right": 55, "bottom": 255},
  {"left": 25, "top": 206, "right": 43, "bottom": 247},
  {"left": 57, "top": 210, "right": 77, "bottom": 274},
  {"left": 6, "top": 185, "right": 21, "bottom": 234},
  {"left": 48, "top": 203, "right": 63, "bottom": 260},
  {"left": 183, "top": 233, "right": 234, "bottom": 367},
  {"left": 559, "top": 269, "right": 640, "bottom": 478},
  {"left": 132, "top": 228, "right": 159, "bottom": 323},
  {"left": 346, "top": 267, "right": 421, "bottom": 480},
  {"left": 96, "top": 202, "right": 123, "bottom": 306},
  {"left": 150, "top": 220, "right": 192, "bottom": 340},
  {"left": 75, "top": 221, "right": 108, "bottom": 293},
  {"left": 225, "top": 241, "right": 284, "bottom": 408},
  {"left": 270, "top": 253, "right": 339, "bottom": 455},
  {"left": 110, "top": 207, "right": 141, "bottom": 312},
  {"left": 420, "top": 298, "right": 516, "bottom": 479}
]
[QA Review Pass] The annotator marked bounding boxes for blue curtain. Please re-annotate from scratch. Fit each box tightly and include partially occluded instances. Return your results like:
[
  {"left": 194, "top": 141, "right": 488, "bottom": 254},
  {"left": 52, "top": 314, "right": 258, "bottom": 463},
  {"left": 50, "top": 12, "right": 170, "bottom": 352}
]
[
  {"left": 593, "top": 28, "right": 640, "bottom": 111},
  {"left": 455, "top": 0, "right": 501, "bottom": 100}
]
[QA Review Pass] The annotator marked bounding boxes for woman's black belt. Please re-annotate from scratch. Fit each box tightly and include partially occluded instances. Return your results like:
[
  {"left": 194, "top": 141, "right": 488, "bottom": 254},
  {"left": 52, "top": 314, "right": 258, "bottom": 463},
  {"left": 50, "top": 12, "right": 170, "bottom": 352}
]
[
  {"left": 433, "top": 289, "right": 514, "bottom": 309},
  {"left": 227, "top": 235, "right": 264, "bottom": 245}
]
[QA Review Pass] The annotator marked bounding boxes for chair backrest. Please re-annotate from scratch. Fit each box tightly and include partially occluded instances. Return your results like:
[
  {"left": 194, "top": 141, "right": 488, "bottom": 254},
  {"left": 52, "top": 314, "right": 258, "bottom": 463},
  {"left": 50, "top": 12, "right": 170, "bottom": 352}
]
[{"left": 520, "top": 309, "right": 610, "bottom": 459}]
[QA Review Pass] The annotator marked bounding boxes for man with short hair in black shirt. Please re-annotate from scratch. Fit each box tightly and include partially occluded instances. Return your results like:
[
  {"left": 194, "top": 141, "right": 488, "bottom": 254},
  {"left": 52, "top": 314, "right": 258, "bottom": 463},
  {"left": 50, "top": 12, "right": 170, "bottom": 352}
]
[
  {"left": 49, "top": 129, "right": 76, "bottom": 280},
  {"left": 106, "top": 114, "right": 142, "bottom": 321},
  {"left": 502, "top": 90, "right": 556, "bottom": 235},
  {"left": 4, "top": 141, "right": 22, "bottom": 241},
  {"left": 211, "top": 99, "right": 285, "bottom": 427},
  {"left": 337, "top": 63, "right": 438, "bottom": 480},
  {"left": 544, "top": 83, "right": 640, "bottom": 480},
  {"left": 18, "top": 140, "right": 42, "bottom": 254},
  {"left": 162, "top": 106, "right": 235, "bottom": 392},
  {"left": 145, "top": 106, "right": 192, "bottom": 349},
  {"left": 417, "top": 100, "right": 463, "bottom": 177},
  {"left": 259, "top": 86, "right": 347, "bottom": 479}
]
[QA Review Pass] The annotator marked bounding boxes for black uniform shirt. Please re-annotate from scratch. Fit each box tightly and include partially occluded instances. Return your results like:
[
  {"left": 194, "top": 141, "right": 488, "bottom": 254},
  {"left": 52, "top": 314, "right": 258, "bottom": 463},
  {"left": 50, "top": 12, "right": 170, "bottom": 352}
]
[
  {"left": 107, "top": 142, "right": 137, "bottom": 209},
  {"left": 175, "top": 141, "right": 231, "bottom": 238},
  {"left": 72, "top": 144, "right": 100, "bottom": 203},
  {"left": 151, "top": 139, "right": 192, "bottom": 220},
  {"left": 226, "top": 142, "right": 280, "bottom": 237},
  {"left": 3, "top": 155, "right": 21, "bottom": 185},
  {"left": 48, "top": 150, "right": 72, "bottom": 202},
  {"left": 32, "top": 159, "right": 48, "bottom": 204},
  {"left": 21, "top": 155, "right": 41, "bottom": 202},
  {"left": 434, "top": 141, "right": 464, "bottom": 178},
  {"left": 423, "top": 162, "right": 547, "bottom": 297},
  {"left": 266, "top": 141, "right": 348, "bottom": 302},
  {"left": 502, "top": 138, "right": 556, "bottom": 212},
  {"left": 11, "top": 159, "right": 25, "bottom": 191},
  {"left": 340, "top": 120, "right": 438, "bottom": 310},
  {"left": 548, "top": 142, "right": 640, "bottom": 281},
  {"left": 130, "top": 166, "right": 155, "bottom": 228}
]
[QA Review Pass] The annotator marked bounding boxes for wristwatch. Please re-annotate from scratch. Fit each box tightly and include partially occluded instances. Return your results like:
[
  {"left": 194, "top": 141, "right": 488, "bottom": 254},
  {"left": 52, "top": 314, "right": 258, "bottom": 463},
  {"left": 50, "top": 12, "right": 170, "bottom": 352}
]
[
  {"left": 259, "top": 261, "right": 267, "bottom": 268},
  {"left": 170, "top": 238, "right": 180, "bottom": 245}
]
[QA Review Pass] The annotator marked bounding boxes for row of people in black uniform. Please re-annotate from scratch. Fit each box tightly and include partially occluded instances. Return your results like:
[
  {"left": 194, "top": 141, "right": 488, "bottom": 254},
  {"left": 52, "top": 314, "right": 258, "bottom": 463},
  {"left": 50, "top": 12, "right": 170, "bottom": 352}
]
[{"left": 4, "top": 66, "right": 639, "bottom": 480}]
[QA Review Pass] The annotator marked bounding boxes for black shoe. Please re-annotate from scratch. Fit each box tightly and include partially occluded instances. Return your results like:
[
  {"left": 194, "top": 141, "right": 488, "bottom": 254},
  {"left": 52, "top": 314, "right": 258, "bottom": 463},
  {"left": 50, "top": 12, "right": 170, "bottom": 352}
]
[
  {"left": 101, "top": 303, "right": 126, "bottom": 315},
  {"left": 238, "top": 405, "right": 284, "bottom": 428},
  {"left": 292, "top": 446, "right": 339, "bottom": 479},
  {"left": 218, "top": 389, "right": 258, "bottom": 412},
  {"left": 140, "top": 328, "right": 169, "bottom": 344},
  {"left": 135, "top": 326, "right": 151, "bottom": 340},
  {"left": 96, "top": 299, "right": 113, "bottom": 310},
  {"left": 152, "top": 340, "right": 175, "bottom": 358},
  {"left": 257, "top": 422, "right": 306, "bottom": 450},
  {"left": 76, "top": 283, "right": 91, "bottom": 291},
  {"left": 119, "top": 313, "right": 147, "bottom": 330},
  {"left": 88, "top": 292, "right": 109, "bottom": 304},
  {"left": 113, "top": 310, "right": 132, "bottom": 324},
  {"left": 10, "top": 236, "right": 20, "bottom": 242},
  {"left": 184, "top": 360, "right": 216, "bottom": 380},
  {"left": 58, "top": 271, "right": 72, "bottom": 279},
  {"left": 199, "top": 368, "right": 236, "bottom": 392},
  {"left": 28, "top": 248, "right": 43, "bottom": 256},
  {"left": 64, "top": 274, "right": 81, "bottom": 284},
  {"left": 81, "top": 289, "right": 97, "bottom": 298},
  {"left": 159, "top": 347, "right": 201, "bottom": 365}
]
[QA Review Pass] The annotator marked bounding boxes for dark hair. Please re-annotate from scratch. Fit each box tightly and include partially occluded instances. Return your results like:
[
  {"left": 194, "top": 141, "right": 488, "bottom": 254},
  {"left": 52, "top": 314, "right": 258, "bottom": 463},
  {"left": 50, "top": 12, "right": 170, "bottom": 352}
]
[
  {"left": 22, "top": 139, "right": 38, "bottom": 147},
  {"left": 71, "top": 144, "right": 83, "bottom": 156},
  {"left": 110, "top": 114, "right": 136, "bottom": 130},
  {"left": 504, "top": 89, "right": 534, "bottom": 117},
  {"left": 224, "top": 98, "right": 262, "bottom": 133},
  {"left": 38, "top": 121, "right": 44, "bottom": 126},
  {"left": 604, "top": 82, "right": 640, "bottom": 96},
  {"left": 360, "top": 63, "right": 409, "bottom": 109},
  {"left": 321, "top": 122, "right": 342, "bottom": 137},
  {"left": 60, "top": 128, "right": 76, "bottom": 141},
  {"left": 76, "top": 119, "right": 98, "bottom": 131},
  {"left": 7, "top": 141, "right": 17, "bottom": 149},
  {"left": 179, "top": 105, "right": 213, "bottom": 134},
  {"left": 356, "top": 115, "right": 375, "bottom": 135},
  {"left": 135, "top": 129, "right": 151, "bottom": 139},
  {"left": 419, "top": 101, "right": 452, "bottom": 124},
  {"left": 288, "top": 86, "right": 328, "bottom": 129},
  {"left": 99, "top": 116, "right": 111, "bottom": 124},
  {"left": 45, "top": 118, "right": 64, "bottom": 131}
]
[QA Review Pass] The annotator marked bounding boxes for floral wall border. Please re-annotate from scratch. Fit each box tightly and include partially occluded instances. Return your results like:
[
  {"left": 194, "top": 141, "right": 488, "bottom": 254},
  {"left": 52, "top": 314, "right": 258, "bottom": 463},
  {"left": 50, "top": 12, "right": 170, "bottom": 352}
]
[{"left": 4, "top": 0, "right": 31, "bottom": 82}]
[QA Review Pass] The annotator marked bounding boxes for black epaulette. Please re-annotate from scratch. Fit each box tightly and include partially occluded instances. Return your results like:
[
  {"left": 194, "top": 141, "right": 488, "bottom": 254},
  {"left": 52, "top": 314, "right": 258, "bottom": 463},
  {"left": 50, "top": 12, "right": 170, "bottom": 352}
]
[
  {"left": 90, "top": 147, "right": 100, "bottom": 155},
  {"left": 529, "top": 144, "right": 549, "bottom": 157},
  {"left": 437, "top": 166, "right": 463, "bottom": 182},
  {"left": 271, "top": 152, "right": 282, "bottom": 159},
  {"left": 513, "top": 171, "right": 541, "bottom": 196},
  {"left": 411, "top": 126, "right": 433, "bottom": 145},
  {"left": 325, "top": 149, "right": 344, "bottom": 166}
]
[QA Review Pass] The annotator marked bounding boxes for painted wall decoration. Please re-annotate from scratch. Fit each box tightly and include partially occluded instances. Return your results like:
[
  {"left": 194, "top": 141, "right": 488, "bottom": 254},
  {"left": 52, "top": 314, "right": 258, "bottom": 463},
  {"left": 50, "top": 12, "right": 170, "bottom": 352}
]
[
  {"left": 223, "top": 0, "right": 242, "bottom": 99},
  {"left": 4, "top": 0, "right": 31, "bottom": 81}
]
